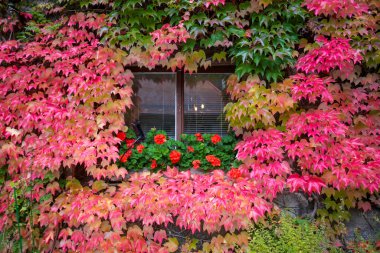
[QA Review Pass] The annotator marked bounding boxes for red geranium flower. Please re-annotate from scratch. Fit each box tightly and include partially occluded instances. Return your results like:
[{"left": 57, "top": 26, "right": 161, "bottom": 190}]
[
  {"left": 119, "top": 149, "right": 132, "bottom": 163},
  {"left": 195, "top": 133, "right": 203, "bottom": 142},
  {"left": 136, "top": 144, "right": 144, "bottom": 153},
  {"left": 154, "top": 134, "right": 166, "bottom": 145},
  {"left": 151, "top": 159, "right": 157, "bottom": 169},
  {"left": 117, "top": 131, "right": 126, "bottom": 141},
  {"left": 206, "top": 155, "right": 221, "bottom": 167},
  {"left": 211, "top": 134, "right": 222, "bottom": 144},
  {"left": 169, "top": 150, "right": 181, "bottom": 164},
  {"left": 187, "top": 146, "right": 194, "bottom": 152},
  {"left": 192, "top": 160, "right": 201, "bottom": 169},
  {"left": 126, "top": 139, "right": 135, "bottom": 148},
  {"left": 227, "top": 168, "right": 242, "bottom": 179}
]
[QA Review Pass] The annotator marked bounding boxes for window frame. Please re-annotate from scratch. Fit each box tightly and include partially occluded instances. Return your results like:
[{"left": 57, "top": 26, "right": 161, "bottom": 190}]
[{"left": 130, "top": 65, "right": 235, "bottom": 139}]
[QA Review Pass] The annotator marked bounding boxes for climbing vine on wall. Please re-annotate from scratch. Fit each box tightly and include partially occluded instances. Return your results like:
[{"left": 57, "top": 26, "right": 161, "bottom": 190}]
[{"left": 0, "top": 0, "right": 379, "bottom": 252}]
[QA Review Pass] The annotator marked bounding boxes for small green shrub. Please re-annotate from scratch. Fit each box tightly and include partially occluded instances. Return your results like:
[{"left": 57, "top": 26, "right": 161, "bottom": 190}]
[{"left": 249, "top": 213, "right": 330, "bottom": 253}]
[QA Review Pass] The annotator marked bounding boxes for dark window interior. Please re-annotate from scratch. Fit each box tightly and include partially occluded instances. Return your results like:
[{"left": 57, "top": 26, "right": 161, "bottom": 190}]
[
  {"left": 130, "top": 67, "right": 233, "bottom": 139},
  {"left": 133, "top": 73, "right": 176, "bottom": 138},
  {"left": 184, "top": 73, "right": 230, "bottom": 136}
]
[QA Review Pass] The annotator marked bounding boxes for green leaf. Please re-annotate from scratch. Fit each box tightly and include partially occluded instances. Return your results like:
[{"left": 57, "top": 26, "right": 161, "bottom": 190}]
[
  {"left": 236, "top": 49, "right": 252, "bottom": 63},
  {"left": 188, "top": 238, "right": 199, "bottom": 250},
  {"left": 182, "top": 39, "right": 196, "bottom": 52},
  {"left": 189, "top": 25, "right": 207, "bottom": 38},
  {"left": 235, "top": 63, "right": 254, "bottom": 80},
  {"left": 253, "top": 54, "right": 261, "bottom": 66},
  {"left": 66, "top": 179, "right": 82, "bottom": 191},
  {"left": 40, "top": 194, "right": 52, "bottom": 203},
  {"left": 227, "top": 26, "right": 245, "bottom": 37}
]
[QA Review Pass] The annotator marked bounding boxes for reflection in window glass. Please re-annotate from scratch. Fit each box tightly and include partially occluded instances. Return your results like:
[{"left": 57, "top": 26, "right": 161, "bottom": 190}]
[
  {"left": 133, "top": 73, "right": 176, "bottom": 138},
  {"left": 184, "top": 73, "right": 230, "bottom": 135}
]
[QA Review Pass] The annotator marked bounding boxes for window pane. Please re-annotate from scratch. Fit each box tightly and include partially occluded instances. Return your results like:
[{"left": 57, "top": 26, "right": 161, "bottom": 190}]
[
  {"left": 184, "top": 73, "right": 230, "bottom": 135},
  {"left": 134, "top": 73, "right": 176, "bottom": 138}
]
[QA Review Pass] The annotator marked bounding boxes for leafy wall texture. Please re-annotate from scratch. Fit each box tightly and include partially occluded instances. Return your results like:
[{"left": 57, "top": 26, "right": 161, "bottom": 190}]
[{"left": 0, "top": 0, "right": 379, "bottom": 252}]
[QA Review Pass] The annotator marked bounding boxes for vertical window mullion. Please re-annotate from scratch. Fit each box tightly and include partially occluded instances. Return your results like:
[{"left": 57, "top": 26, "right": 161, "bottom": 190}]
[{"left": 175, "top": 70, "right": 184, "bottom": 139}]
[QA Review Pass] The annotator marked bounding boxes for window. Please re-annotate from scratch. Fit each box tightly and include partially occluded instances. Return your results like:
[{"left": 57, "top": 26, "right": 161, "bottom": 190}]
[
  {"left": 131, "top": 67, "right": 233, "bottom": 139},
  {"left": 133, "top": 73, "right": 176, "bottom": 138},
  {"left": 184, "top": 73, "right": 230, "bottom": 135}
]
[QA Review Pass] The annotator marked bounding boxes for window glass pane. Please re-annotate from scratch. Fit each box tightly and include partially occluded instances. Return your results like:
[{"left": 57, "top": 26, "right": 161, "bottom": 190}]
[
  {"left": 133, "top": 73, "right": 176, "bottom": 138},
  {"left": 184, "top": 73, "right": 231, "bottom": 135}
]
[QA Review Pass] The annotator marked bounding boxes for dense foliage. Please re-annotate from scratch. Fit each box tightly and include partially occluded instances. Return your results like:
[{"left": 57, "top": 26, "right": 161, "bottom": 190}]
[
  {"left": 37, "top": 169, "right": 261, "bottom": 252},
  {"left": 229, "top": 0, "right": 380, "bottom": 236},
  {"left": 249, "top": 212, "right": 330, "bottom": 253},
  {"left": 249, "top": 212, "right": 379, "bottom": 253},
  {"left": 101, "top": 0, "right": 308, "bottom": 81},
  {"left": 0, "top": 0, "right": 379, "bottom": 252},
  {"left": 118, "top": 129, "right": 239, "bottom": 172}
]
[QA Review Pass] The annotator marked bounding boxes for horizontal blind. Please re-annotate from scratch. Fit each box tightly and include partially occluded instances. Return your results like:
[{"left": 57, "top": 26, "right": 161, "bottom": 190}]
[
  {"left": 184, "top": 73, "right": 231, "bottom": 136},
  {"left": 133, "top": 73, "right": 176, "bottom": 138}
]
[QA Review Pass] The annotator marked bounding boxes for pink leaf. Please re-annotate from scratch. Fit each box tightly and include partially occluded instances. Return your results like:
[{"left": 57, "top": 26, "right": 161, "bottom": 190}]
[{"left": 154, "top": 230, "right": 167, "bottom": 244}]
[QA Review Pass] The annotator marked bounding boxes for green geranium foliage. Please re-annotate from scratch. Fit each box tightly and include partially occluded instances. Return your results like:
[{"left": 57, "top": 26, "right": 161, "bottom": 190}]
[{"left": 118, "top": 129, "right": 239, "bottom": 171}]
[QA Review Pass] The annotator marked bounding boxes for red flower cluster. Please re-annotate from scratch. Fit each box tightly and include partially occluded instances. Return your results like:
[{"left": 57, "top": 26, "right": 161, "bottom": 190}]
[
  {"left": 117, "top": 131, "right": 126, "bottom": 141},
  {"left": 151, "top": 159, "right": 157, "bottom": 169},
  {"left": 136, "top": 144, "right": 144, "bottom": 153},
  {"left": 187, "top": 146, "right": 194, "bottom": 152},
  {"left": 119, "top": 149, "right": 132, "bottom": 163},
  {"left": 192, "top": 160, "right": 201, "bottom": 169},
  {"left": 154, "top": 134, "right": 166, "bottom": 145},
  {"left": 211, "top": 134, "right": 222, "bottom": 144},
  {"left": 227, "top": 168, "right": 242, "bottom": 179},
  {"left": 169, "top": 150, "right": 181, "bottom": 164},
  {"left": 206, "top": 155, "right": 221, "bottom": 167},
  {"left": 195, "top": 133, "right": 203, "bottom": 142},
  {"left": 126, "top": 139, "right": 135, "bottom": 148}
]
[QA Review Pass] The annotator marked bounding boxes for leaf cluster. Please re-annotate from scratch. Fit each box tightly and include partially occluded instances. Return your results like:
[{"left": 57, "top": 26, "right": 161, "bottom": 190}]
[
  {"left": 33, "top": 170, "right": 272, "bottom": 251},
  {"left": 224, "top": 74, "right": 295, "bottom": 134},
  {"left": 229, "top": 0, "right": 307, "bottom": 81}
]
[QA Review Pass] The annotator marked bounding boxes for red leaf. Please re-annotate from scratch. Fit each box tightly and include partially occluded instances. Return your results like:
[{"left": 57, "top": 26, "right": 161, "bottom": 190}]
[{"left": 154, "top": 230, "right": 167, "bottom": 244}]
